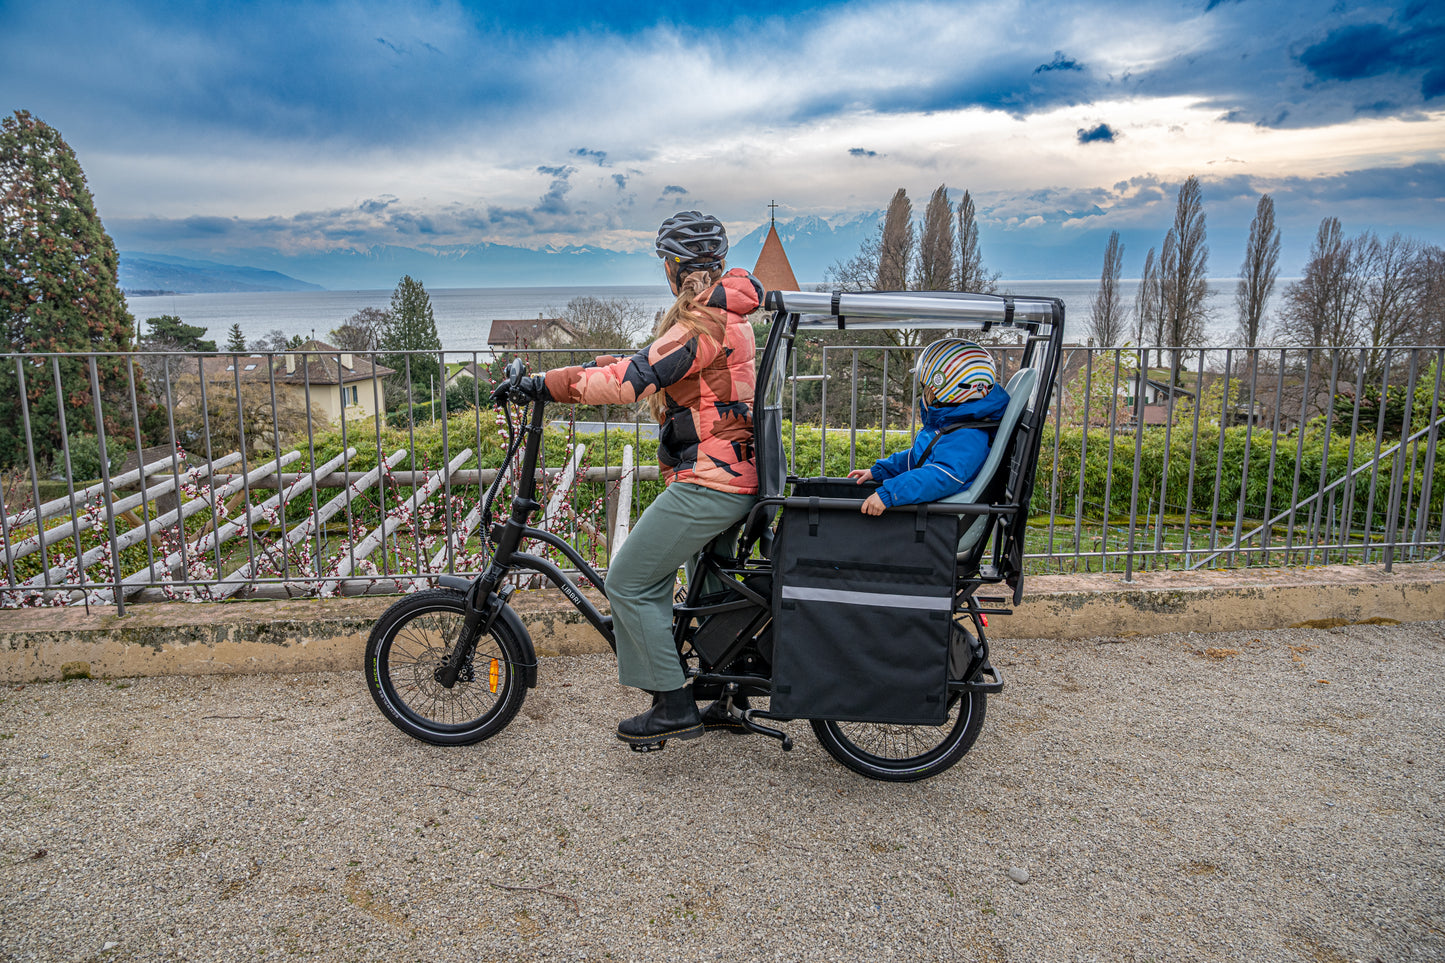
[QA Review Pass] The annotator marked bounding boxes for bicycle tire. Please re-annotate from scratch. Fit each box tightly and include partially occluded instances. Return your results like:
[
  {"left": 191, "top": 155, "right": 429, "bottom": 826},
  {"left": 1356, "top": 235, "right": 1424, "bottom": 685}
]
[
  {"left": 809, "top": 692, "right": 987, "bottom": 782},
  {"left": 365, "top": 589, "right": 527, "bottom": 746}
]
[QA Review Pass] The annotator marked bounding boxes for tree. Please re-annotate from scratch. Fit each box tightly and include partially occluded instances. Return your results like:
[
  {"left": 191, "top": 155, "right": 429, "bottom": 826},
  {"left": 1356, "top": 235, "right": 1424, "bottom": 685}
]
[
  {"left": 913, "top": 185, "right": 955, "bottom": 291},
  {"left": 1159, "top": 175, "right": 1209, "bottom": 369},
  {"left": 876, "top": 189, "right": 914, "bottom": 291},
  {"left": 225, "top": 323, "right": 247, "bottom": 353},
  {"left": 1408, "top": 245, "right": 1445, "bottom": 344},
  {"left": 248, "top": 328, "right": 294, "bottom": 352},
  {"left": 142, "top": 315, "right": 216, "bottom": 352},
  {"left": 956, "top": 190, "right": 999, "bottom": 293},
  {"left": 329, "top": 306, "right": 387, "bottom": 353},
  {"left": 1086, "top": 231, "right": 1126, "bottom": 346},
  {"left": 380, "top": 275, "right": 442, "bottom": 400},
  {"left": 1235, "top": 193, "right": 1280, "bottom": 348},
  {"left": 0, "top": 110, "right": 138, "bottom": 469},
  {"left": 556, "top": 296, "right": 651, "bottom": 350},
  {"left": 1280, "top": 218, "right": 1363, "bottom": 348},
  {"left": 1134, "top": 246, "right": 1165, "bottom": 365},
  {"left": 1357, "top": 232, "right": 1421, "bottom": 374}
]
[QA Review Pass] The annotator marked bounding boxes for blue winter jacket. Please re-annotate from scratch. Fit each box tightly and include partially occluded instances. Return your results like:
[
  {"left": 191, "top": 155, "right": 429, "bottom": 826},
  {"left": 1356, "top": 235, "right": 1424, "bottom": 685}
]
[{"left": 869, "top": 387, "right": 1012, "bottom": 507}]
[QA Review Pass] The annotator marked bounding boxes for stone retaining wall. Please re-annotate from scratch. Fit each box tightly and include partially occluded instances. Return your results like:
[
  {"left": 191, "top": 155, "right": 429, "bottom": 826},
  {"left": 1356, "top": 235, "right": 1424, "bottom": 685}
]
[{"left": 2, "top": 563, "right": 1441, "bottom": 682}]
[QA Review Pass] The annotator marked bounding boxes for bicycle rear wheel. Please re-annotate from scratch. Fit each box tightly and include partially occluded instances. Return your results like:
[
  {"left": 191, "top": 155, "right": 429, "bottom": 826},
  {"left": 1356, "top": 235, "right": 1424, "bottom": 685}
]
[
  {"left": 365, "top": 589, "right": 527, "bottom": 746},
  {"left": 810, "top": 692, "right": 986, "bottom": 782}
]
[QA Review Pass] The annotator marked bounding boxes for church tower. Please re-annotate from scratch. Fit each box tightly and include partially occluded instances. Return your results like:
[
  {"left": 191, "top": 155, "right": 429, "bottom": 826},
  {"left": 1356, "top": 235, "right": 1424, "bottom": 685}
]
[{"left": 751, "top": 200, "right": 801, "bottom": 294}]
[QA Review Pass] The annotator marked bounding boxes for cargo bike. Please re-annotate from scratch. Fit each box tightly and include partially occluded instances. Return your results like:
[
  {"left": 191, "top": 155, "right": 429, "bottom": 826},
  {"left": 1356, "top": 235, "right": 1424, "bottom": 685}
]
[{"left": 365, "top": 289, "right": 1065, "bottom": 782}]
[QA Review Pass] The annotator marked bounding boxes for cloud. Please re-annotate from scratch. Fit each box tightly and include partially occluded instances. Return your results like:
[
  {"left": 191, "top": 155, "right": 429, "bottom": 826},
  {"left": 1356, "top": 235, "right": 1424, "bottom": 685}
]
[
  {"left": 1298, "top": 24, "right": 1404, "bottom": 82},
  {"left": 571, "top": 147, "right": 608, "bottom": 165},
  {"left": 661, "top": 185, "right": 688, "bottom": 196},
  {"left": 1077, "top": 123, "right": 1117, "bottom": 144},
  {"left": 848, "top": 148, "right": 880, "bottom": 158},
  {"left": 612, "top": 173, "right": 629, "bottom": 190},
  {"left": 1034, "top": 52, "right": 1082, "bottom": 74}
]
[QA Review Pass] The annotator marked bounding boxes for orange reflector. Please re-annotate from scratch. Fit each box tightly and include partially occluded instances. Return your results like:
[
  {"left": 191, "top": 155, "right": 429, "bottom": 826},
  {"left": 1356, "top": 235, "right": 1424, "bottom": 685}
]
[
  {"left": 488, "top": 658, "right": 500, "bottom": 693},
  {"left": 981, "top": 614, "right": 988, "bottom": 627}
]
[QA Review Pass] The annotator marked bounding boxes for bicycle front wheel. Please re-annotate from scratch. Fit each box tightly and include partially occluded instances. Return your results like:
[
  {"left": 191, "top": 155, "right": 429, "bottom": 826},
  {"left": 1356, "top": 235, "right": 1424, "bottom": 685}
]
[
  {"left": 365, "top": 589, "right": 527, "bottom": 746},
  {"left": 810, "top": 692, "right": 986, "bottom": 782}
]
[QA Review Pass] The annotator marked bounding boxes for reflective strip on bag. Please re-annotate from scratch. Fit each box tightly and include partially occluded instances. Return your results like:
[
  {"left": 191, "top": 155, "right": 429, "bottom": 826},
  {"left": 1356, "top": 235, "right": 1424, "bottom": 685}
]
[{"left": 779, "top": 586, "right": 952, "bottom": 611}]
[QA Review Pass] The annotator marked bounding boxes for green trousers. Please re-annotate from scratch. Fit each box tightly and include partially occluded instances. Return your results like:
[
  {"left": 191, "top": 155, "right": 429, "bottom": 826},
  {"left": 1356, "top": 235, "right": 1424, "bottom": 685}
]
[{"left": 605, "top": 482, "right": 756, "bottom": 692}]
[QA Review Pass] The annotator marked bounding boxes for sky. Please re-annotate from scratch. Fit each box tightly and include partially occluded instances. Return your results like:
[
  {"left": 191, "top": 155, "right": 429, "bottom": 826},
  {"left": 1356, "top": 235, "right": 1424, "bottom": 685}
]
[{"left": 2, "top": 0, "right": 1443, "bottom": 285}]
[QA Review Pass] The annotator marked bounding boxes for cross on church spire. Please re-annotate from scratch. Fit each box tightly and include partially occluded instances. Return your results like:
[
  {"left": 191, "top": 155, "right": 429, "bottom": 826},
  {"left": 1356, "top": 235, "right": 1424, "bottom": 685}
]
[{"left": 768, "top": 199, "right": 778, "bottom": 227}]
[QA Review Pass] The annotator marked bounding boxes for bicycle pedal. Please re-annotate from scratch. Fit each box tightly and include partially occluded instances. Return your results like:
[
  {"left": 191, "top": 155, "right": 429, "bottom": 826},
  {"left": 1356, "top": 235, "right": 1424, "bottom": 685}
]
[{"left": 629, "top": 739, "right": 666, "bottom": 753}]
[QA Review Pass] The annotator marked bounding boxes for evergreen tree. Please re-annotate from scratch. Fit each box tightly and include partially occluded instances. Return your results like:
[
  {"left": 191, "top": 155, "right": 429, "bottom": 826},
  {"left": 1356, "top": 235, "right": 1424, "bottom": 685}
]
[
  {"left": 381, "top": 275, "right": 442, "bottom": 399},
  {"left": 142, "top": 314, "right": 216, "bottom": 352},
  {"left": 0, "top": 110, "right": 137, "bottom": 469},
  {"left": 225, "top": 323, "right": 247, "bottom": 352}
]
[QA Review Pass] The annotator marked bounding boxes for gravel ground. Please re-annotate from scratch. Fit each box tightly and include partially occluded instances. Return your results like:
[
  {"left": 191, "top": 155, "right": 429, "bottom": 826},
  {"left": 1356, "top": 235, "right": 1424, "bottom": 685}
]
[{"left": 1, "top": 621, "right": 1443, "bottom": 963}]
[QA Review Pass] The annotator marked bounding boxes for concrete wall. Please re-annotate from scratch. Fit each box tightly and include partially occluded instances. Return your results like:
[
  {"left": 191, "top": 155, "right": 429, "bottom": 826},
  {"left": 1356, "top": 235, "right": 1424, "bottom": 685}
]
[{"left": 1, "top": 563, "right": 1441, "bottom": 683}]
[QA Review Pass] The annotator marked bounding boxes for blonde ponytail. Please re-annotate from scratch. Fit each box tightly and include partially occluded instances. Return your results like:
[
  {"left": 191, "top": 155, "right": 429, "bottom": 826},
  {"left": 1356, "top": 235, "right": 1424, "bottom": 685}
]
[{"left": 646, "top": 264, "right": 725, "bottom": 422}]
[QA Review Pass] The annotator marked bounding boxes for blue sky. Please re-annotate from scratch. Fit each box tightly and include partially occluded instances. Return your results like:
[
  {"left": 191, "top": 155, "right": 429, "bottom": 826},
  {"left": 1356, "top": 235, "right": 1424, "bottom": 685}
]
[{"left": 2, "top": 0, "right": 1442, "bottom": 284}]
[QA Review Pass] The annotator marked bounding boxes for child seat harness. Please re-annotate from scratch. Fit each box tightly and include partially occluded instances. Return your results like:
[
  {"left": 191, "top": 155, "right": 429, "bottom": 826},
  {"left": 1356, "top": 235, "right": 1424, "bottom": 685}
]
[{"left": 911, "top": 418, "right": 1002, "bottom": 468}]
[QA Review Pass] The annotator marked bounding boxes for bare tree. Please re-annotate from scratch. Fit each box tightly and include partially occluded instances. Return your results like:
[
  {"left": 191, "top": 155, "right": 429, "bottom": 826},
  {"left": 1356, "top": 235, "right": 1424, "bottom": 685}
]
[
  {"left": 1235, "top": 193, "right": 1280, "bottom": 347},
  {"left": 1087, "top": 231, "right": 1126, "bottom": 346},
  {"left": 1135, "top": 246, "right": 1159, "bottom": 350},
  {"left": 1159, "top": 176, "right": 1209, "bottom": 376},
  {"left": 956, "top": 190, "right": 999, "bottom": 293},
  {"left": 1408, "top": 245, "right": 1445, "bottom": 344},
  {"left": 329, "top": 306, "right": 388, "bottom": 353},
  {"left": 556, "top": 296, "right": 651, "bottom": 350},
  {"left": 1280, "top": 217, "right": 1364, "bottom": 348},
  {"left": 823, "top": 231, "right": 881, "bottom": 293},
  {"left": 1358, "top": 232, "right": 1421, "bottom": 373},
  {"left": 914, "top": 185, "right": 956, "bottom": 290},
  {"left": 876, "top": 188, "right": 914, "bottom": 290}
]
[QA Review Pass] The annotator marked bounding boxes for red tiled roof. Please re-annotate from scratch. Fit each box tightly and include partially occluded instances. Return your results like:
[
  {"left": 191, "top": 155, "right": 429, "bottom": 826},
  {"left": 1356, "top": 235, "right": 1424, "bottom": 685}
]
[{"left": 487, "top": 318, "right": 579, "bottom": 347}]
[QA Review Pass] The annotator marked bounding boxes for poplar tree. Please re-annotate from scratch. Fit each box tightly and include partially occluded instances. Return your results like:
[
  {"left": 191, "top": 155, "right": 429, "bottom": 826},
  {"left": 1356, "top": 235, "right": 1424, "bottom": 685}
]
[
  {"left": 914, "top": 185, "right": 955, "bottom": 291},
  {"left": 956, "top": 190, "right": 999, "bottom": 294},
  {"left": 1235, "top": 194, "right": 1280, "bottom": 348},
  {"left": 875, "top": 189, "right": 914, "bottom": 291},
  {"left": 1087, "top": 231, "right": 1126, "bottom": 346},
  {"left": 0, "top": 110, "right": 137, "bottom": 469},
  {"left": 381, "top": 275, "right": 442, "bottom": 400},
  {"left": 1159, "top": 175, "right": 1209, "bottom": 373}
]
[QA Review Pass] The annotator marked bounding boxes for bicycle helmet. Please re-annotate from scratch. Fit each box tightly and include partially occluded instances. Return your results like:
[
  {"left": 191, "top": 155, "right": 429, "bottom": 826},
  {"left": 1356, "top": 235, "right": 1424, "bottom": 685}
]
[
  {"left": 914, "top": 338, "right": 996, "bottom": 405},
  {"left": 655, "top": 211, "right": 728, "bottom": 270}
]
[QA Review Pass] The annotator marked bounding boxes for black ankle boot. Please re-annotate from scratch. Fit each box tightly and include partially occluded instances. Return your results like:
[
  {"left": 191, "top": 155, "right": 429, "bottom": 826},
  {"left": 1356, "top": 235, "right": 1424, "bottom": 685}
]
[
  {"left": 701, "top": 694, "right": 750, "bottom": 732},
  {"left": 617, "top": 687, "right": 704, "bottom": 747}
]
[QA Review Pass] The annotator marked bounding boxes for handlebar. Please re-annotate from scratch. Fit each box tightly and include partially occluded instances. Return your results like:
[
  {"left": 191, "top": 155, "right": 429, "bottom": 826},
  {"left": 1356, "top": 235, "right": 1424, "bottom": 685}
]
[{"left": 490, "top": 357, "right": 529, "bottom": 405}]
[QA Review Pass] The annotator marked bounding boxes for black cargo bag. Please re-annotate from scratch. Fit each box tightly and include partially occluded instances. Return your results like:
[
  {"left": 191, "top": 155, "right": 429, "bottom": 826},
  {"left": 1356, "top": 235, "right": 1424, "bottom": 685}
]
[{"left": 769, "top": 498, "right": 958, "bottom": 724}]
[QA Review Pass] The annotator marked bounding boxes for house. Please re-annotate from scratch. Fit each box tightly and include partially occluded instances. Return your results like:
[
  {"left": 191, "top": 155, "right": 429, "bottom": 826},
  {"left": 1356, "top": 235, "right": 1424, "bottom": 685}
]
[
  {"left": 198, "top": 340, "right": 395, "bottom": 425},
  {"left": 1125, "top": 371, "right": 1197, "bottom": 427},
  {"left": 487, "top": 317, "right": 581, "bottom": 351}
]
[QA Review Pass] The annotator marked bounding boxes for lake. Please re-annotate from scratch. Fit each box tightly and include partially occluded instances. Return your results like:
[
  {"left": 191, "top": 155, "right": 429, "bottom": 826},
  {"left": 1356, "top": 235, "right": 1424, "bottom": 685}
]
[{"left": 126, "top": 279, "right": 1257, "bottom": 351}]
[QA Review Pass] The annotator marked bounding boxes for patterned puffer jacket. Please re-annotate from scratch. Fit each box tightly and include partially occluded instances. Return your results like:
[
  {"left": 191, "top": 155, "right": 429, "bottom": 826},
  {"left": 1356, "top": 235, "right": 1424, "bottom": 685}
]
[{"left": 542, "top": 268, "right": 762, "bottom": 494}]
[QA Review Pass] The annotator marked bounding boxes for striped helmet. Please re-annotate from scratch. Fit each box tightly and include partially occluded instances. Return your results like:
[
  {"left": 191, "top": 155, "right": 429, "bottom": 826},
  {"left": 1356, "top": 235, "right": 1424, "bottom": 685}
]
[{"left": 914, "top": 339, "right": 996, "bottom": 405}]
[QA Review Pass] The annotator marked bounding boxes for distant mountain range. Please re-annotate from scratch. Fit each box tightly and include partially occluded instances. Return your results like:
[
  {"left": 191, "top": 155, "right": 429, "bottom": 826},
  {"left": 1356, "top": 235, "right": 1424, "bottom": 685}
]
[
  {"left": 119, "top": 253, "right": 324, "bottom": 293},
  {"left": 116, "top": 214, "right": 887, "bottom": 294}
]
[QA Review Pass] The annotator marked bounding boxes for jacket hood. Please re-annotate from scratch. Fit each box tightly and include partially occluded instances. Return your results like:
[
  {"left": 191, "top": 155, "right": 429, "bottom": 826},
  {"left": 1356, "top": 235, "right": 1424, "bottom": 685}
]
[{"left": 919, "top": 385, "right": 1012, "bottom": 429}]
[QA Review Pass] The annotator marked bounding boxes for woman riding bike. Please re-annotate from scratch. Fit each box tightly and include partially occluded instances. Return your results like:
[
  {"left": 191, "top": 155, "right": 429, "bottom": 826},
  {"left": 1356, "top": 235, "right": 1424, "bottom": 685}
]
[{"left": 509, "top": 211, "right": 762, "bottom": 747}]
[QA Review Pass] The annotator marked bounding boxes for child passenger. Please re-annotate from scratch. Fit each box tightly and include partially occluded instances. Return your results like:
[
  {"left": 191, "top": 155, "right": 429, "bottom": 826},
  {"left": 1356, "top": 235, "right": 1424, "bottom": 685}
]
[{"left": 848, "top": 339, "right": 1010, "bottom": 514}]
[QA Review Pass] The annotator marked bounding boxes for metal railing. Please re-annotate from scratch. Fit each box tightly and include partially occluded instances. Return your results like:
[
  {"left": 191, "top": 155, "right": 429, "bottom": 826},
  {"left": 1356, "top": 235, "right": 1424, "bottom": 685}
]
[{"left": 0, "top": 341, "right": 1439, "bottom": 611}]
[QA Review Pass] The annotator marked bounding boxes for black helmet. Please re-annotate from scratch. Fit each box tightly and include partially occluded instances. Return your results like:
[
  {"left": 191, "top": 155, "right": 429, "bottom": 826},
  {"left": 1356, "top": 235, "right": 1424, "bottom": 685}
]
[{"left": 655, "top": 211, "right": 728, "bottom": 270}]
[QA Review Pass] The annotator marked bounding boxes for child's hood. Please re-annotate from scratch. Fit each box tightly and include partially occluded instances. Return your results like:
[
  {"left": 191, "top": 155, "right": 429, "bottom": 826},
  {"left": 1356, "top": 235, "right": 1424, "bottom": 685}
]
[{"left": 920, "top": 385, "right": 1012, "bottom": 429}]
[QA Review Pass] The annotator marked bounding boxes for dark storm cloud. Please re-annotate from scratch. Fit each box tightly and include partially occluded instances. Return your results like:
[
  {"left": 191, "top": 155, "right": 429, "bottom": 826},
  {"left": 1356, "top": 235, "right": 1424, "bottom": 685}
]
[
  {"left": 1077, "top": 123, "right": 1117, "bottom": 144},
  {"left": 1034, "top": 52, "right": 1083, "bottom": 74}
]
